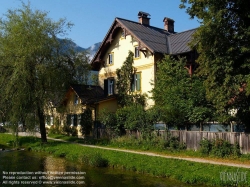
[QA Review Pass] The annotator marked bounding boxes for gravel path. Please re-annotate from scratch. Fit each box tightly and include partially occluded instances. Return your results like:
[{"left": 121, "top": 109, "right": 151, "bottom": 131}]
[{"left": 18, "top": 132, "right": 250, "bottom": 169}]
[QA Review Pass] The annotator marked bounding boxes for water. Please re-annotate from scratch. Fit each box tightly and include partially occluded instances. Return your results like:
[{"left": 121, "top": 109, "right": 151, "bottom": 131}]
[{"left": 0, "top": 150, "right": 197, "bottom": 187}]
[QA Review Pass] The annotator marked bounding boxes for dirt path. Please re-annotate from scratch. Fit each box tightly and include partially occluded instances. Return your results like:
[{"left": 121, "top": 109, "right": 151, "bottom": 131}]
[{"left": 18, "top": 132, "right": 250, "bottom": 169}]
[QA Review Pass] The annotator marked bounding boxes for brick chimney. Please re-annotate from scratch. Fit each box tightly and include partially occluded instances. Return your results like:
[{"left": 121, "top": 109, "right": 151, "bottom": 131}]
[
  {"left": 138, "top": 11, "right": 151, "bottom": 25},
  {"left": 163, "top": 17, "right": 175, "bottom": 33}
]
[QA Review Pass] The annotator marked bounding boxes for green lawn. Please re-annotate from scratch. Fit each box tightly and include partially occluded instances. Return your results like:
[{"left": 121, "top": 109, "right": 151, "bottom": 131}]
[{"left": 0, "top": 133, "right": 250, "bottom": 186}]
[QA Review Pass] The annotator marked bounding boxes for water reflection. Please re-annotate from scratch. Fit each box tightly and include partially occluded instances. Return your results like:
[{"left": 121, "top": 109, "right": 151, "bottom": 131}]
[{"left": 0, "top": 150, "right": 200, "bottom": 187}]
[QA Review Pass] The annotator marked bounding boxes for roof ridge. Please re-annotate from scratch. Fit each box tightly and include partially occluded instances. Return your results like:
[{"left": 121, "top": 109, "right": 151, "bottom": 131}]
[
  {"left": 116, "top": 17, "right": 171, "bottom": 34},
  {"left": 168, "top": 28, "right": 197, "bottom": 37}
]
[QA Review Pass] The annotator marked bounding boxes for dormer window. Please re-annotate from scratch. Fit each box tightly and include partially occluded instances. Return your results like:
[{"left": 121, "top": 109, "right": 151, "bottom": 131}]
[{"left": 108, "top": 52, "right": 114, "bottom": 65}]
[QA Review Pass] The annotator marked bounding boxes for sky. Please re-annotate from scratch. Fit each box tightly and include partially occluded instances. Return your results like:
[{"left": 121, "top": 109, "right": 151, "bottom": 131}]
[{"left": 0, "top": 0, "right": 200, "bottom": 48}]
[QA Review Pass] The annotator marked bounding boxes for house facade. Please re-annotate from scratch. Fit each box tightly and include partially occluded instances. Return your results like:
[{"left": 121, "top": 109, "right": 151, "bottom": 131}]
[
  {"left": 91, "top": 11, "right": 197, "bottom": 108},
  {"left": 46, "top": 84, "right": 117, "bottom": 136}
]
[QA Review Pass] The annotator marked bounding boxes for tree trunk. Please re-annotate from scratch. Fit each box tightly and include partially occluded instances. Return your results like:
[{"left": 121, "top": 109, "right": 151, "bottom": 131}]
[
  {"left": 200, "top": 122, "right": 203, "bottom": 132},
  {"left": 37, "top": 107, "right": 47, "bottom": 143}
]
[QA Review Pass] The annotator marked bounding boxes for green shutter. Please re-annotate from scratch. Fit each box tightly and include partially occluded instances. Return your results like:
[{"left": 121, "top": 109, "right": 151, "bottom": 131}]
[
  {"left": 104, "top": 79, "right": 108, "bottom": 96},
  {"left": 131, "top": 75, "right": 135, "bottom": 92},
  {"left": 66, "top": 115, "right": 71, "bottom": 126},
  {"left": 136, "top": 73, "right": 141, "bottom": 91},
  {"left": 73, "top": 114, "right": 77, "bottom": 126}
]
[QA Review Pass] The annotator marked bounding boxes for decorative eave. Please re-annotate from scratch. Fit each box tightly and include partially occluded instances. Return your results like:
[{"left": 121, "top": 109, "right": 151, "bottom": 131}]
[
  {"left": 91, "top": 18, "right": 154, "bottom": 71},
  {"left": 116, "top": 18, "right": 154, "bottom": 56}
]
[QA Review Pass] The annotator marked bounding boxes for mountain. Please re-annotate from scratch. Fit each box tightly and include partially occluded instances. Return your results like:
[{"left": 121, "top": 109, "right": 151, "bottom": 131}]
[
  {"left": 85, "top": 42, "right": 101, "bottom": 60},
  {"left": 58, "top": 38, "right": 101, "bottom": 61}
]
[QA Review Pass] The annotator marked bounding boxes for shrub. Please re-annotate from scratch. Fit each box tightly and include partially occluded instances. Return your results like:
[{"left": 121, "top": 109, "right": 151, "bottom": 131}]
[
  {"left": 80, "top": 109, "right": 92, "bottom": 136},
  {"left": 61, "top": 125, "right": 78, "bottom": 136},
  {"left": 199, "top": 138, "right": 241, "bottom": 158},
  {"left": 211, "top": 139, "right": 232, "bottom": 157},
  {"left": 199, "top": 138, "right": 212, "bottom": 155}
]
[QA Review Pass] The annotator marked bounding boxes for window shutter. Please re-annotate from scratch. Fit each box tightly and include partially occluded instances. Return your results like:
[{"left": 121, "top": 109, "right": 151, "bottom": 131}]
[
  {"left": 73, "top": 114, "right": 77, "bottom": 126},
  {"left": 112, "top": 79, "right": 115, "bottom": 94},
  {"left": 131, "top": 75, "right": 135, "bottom": 92},
  {"left": 104, "top": 79, "right": 108, "bottom": 96},
  {"left": 136, "top": 73, "right": 141, "bottom": 91},
  {"left": 66, "top": 115, "right": 71, "bottom": 126}
]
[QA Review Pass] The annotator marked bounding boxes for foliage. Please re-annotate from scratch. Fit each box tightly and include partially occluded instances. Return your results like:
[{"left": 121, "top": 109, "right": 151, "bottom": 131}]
[
  {"left": 116, "top": 51, "right": 146, "bottom": 107},
  {"left": 61, "top": 124, "right": 77, "bottom": 136},
  {"left": 98, "top": 109, "right": 120, "bottom": 136},
  {"left": 99, "top": 105, "right": 158, "bottom": 138},
  {"left": 180, "top": 0, "right": 250, "bottom": 129},
  {"left": 109, "top": 133, "right": 186, "bottom": 152},
  {"left": 199, "top": 138, "right": 212, "bottom": 155},
  {"left": 199, "top": 138, "right": 241, "bottom": 158},
  {"left": 80, "top": 109, "right": 93, "bottom": 136},
  {"left": 152, "top": 55, "right": 213, "bottom": 127},
  {"left": 48, "top": 117, "right": 61, "bottom": 135},
  {"left": 0, "top": 3, "right": 89, "bottom": 142}
]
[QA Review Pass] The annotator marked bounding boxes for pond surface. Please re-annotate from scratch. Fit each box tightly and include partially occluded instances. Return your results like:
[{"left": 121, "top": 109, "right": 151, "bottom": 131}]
[{"left": 0, "top": 150, "right": 199, "bottom": 187}]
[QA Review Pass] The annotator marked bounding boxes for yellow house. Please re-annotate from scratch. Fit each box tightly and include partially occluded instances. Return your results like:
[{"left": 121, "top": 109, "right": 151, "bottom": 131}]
[
  {"left": 55, "top": 84, "right": 117, "bottom": 136},
  {"left": 91, "top": 11, "right": 197, "bottom": 108}
]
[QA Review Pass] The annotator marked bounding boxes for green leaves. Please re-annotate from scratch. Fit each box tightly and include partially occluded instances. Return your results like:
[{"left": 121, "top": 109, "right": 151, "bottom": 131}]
[
  {"left": 152, "top": 55, "right": 212, "bottom": 126},
  {"left": 180, "top": 0, "right": 250, "bottom": 128},
  {"left": 0, "top": 3, "right": 89, "bottom": 141},
  {"left": 116, "top": 51, "right": 146, "bottom": 107}
]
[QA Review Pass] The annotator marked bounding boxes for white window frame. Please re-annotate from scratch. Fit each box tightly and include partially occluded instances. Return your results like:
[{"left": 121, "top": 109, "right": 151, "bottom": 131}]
[
  {"left": 134, "top": 46, "right": 140, "bottom": 58},
  {"left": 74, "top": 95, "right": 78, "bottom": 105},
  {"left": 50, "top": 116, "right": 53, "bottom": 126},
  {"left": 108, "top": 53, "right": 113, "bottom": 65},
  {"left": 71, "top": 115, "right": 74, "bottom": 126},
  {"left": 131, "top": 73, "right": 141, "bottom": 92}
]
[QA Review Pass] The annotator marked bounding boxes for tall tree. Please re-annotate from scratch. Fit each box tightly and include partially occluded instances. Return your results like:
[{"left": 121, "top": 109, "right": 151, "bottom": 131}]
[
  {"left": 116, "top": 51, "right": 146, "bottom": 107},
  {"left": 0, "top": 3, "right": 87, "bottom": 142},
  {"left": 152, "top": 55, "right": 213, "bottom": 129},
  {"left": 180, "top": 0, "right": 250, "bottom": 129}
]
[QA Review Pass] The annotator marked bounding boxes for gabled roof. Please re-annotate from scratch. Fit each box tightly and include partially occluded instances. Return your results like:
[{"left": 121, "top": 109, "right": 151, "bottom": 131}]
[
  {"left": 117, "top": 18, "right": 170, "bottom": 54},
  {"left": 65, "top": 84, "right": 116, "bottom": 105},
  {"left": 168, "top": 28, "right": 197, "bottom": 55},
  {"left": 91, "top": 16, "right": 197, "bottom": 69}
]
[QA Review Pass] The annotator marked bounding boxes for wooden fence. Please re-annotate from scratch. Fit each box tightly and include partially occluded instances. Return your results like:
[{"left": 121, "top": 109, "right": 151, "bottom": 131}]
[{"left": 93, "top": 129, "right": 250, "bottom": 154}]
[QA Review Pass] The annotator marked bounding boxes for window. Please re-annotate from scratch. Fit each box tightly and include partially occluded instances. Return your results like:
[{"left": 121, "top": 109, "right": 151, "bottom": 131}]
[
  {"left": 45, "top": 115, "right": 53, "bottom": 126},
  {"left": 104, "top": 78, "right": 115, "bottom": 96},
  {"left": 134, "top": 46, "right": 140, "bottom": 58},
  {"left": 131, "top": 73, "right": 141, "bottom": 92},
  {"left": 74, "top": 95, "right": 78, "bottom": 105},
  {"left": 50, "top": 116, "right": 53, "bottom": 126},
  {"left": 77, "top": 114, "right": 81, "bottom": 126},
  {"left": 108, "top": 53, "right": 114, "bottom": 65},
  {"left": 108, "top": 79, "right": 114, "bottom": 95},
  {"left": 121, "top": 31, "right": 125, "bottom": 38},
  {"left": 71, "top": 115, "right": 74, "bottom": 126},
  {"left": 70, "top": 114, "right": 77, "bottom": 126}
]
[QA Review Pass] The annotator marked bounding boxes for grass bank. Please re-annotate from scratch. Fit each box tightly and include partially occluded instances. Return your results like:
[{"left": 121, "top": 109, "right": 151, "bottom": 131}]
[
  {"left": 48, "top": 133, "right": 250, "bottom": 165},
  {"left": 1, "top": 133, "right": 250, "bottom": 186}
]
